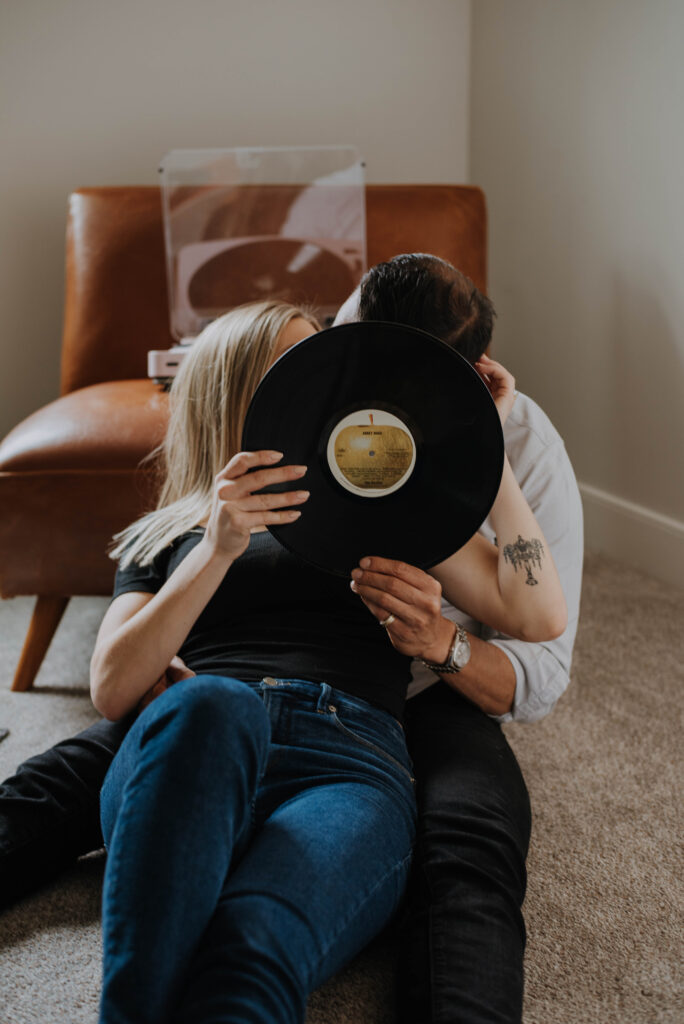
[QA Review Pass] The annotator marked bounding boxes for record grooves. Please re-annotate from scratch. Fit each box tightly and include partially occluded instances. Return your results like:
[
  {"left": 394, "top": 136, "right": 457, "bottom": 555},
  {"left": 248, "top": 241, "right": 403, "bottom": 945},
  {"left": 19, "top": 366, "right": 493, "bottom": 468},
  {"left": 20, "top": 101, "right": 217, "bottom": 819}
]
[{"left": 242, "top": 321, "right": 504, "bottom": 576}]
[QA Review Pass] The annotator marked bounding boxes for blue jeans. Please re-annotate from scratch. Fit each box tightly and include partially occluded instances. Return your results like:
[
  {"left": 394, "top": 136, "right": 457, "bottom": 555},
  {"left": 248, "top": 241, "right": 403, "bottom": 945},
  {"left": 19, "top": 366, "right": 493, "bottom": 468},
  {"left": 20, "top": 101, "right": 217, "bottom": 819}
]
[{"left": 99, "top": 675, "right": 416, "bottom": 1024}]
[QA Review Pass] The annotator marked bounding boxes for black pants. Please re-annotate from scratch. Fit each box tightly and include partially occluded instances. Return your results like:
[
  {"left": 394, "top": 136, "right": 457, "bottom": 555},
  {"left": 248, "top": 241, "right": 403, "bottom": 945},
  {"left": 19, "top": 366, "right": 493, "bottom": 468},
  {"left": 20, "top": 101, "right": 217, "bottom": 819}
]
[
  {"left": 0, "top": 715, "right": 131, "bottom": 908},
  {"left": 400, "top": 682, "right": 532, "bottom": 1024},
  {"left": 0, "top": 684, "right": 530, "bottom": 1023}
]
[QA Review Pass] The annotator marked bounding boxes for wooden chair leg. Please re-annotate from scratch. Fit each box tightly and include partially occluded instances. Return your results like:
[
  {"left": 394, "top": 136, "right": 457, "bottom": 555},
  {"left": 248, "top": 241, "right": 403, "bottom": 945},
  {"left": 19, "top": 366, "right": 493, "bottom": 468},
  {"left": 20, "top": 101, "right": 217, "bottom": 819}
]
[{"left": 11, "top": 596, "right": 70, "bottom": 692}]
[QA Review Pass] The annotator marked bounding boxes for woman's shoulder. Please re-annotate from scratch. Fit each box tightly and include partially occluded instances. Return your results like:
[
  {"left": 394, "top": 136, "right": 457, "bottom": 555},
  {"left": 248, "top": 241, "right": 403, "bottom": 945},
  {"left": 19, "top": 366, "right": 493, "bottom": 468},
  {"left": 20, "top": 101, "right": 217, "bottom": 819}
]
[
  {"left": 113, "top": 527, "right": 206, "bottom": 600},
  {"left": 168, "top": 527, "right": 206, "bottom": 554}
]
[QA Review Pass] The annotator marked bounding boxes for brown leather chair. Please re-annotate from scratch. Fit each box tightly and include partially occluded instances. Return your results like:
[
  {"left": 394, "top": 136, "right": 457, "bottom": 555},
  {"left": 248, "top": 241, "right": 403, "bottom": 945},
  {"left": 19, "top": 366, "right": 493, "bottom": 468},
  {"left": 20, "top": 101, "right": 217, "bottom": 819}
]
[{"left": 0, "top": 185, "right": 487, "bottom": 691}]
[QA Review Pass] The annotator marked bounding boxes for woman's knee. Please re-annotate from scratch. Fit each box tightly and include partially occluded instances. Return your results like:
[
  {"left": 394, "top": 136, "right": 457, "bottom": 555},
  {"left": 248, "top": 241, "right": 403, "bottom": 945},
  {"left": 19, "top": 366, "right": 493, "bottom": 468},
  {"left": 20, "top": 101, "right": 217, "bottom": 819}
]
[{"left": 140, "top": 675, "right": 270, "bottom": 757}]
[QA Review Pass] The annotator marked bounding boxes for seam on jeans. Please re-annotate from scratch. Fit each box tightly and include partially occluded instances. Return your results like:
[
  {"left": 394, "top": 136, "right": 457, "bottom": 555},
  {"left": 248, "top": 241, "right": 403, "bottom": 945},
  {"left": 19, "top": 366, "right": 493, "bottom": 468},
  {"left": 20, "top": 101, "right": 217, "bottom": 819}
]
[
  {"left": 101, "top": 763, "right": 151, "bottom": 958},
  {"left": 311, "top": 849, "right": 413, "bottom": 989},
  {"left": 250, "top": 759, "right": 269, "bottom": 830},
  {"left": 328, "top": 710, "right": 415, "bottom": 784}
]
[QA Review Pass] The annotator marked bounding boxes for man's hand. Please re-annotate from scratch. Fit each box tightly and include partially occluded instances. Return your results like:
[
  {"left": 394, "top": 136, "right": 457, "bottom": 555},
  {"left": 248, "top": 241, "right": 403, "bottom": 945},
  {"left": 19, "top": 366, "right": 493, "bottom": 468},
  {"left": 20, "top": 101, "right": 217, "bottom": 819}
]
[
  {"left": 474, "top": 354, "right": 517, "bottom": 425},
  {"left": 351, "top": 555, "right": 517, "bottom": 716},
  {"left": 350, "top": 556, "right": 455, "bottom": 662},
  {"left": 137, "top": 656, "right": 196, "bottom": 713}
]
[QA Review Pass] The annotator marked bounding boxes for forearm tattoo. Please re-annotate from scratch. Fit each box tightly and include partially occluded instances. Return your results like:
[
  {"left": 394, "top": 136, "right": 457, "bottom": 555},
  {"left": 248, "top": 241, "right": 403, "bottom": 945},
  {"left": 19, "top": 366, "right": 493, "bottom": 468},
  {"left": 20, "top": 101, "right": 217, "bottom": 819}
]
[{"left": 503, "top": 535, "right": 545, "bottom": 586}]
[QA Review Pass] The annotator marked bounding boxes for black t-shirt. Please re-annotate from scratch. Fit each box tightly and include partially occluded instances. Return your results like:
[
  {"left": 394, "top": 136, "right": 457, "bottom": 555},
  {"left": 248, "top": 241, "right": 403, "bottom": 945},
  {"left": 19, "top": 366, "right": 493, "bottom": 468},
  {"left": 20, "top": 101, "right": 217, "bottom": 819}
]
[{"left": 113, "top": 529, "right": 411, "bottom": 720}]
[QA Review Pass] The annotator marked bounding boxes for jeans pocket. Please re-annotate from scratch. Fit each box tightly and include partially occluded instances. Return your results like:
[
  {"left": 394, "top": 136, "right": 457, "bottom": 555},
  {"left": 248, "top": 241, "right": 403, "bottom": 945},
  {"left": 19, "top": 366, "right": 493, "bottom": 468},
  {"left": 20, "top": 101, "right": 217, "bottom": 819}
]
[{"left": 328, "top": 707, "right": 415, "bottom": 785}]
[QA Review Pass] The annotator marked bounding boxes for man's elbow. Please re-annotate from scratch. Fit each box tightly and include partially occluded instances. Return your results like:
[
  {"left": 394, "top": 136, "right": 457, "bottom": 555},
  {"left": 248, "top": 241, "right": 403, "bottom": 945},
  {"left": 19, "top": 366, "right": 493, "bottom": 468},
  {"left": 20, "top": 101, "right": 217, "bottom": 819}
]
[
  {"left": 517, "top": 606, "right": 568, "bottom": 643},
  {"left": 486, "top": 692, "right": 516, "bottom": 718}
]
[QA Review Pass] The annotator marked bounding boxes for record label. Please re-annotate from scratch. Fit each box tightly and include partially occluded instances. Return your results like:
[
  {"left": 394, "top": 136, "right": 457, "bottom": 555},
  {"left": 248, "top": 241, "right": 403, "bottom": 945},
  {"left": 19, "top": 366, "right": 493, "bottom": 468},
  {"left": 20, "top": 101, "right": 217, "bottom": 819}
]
[{"left": 326, "top": 408, "right": 416, "bottom": 498}]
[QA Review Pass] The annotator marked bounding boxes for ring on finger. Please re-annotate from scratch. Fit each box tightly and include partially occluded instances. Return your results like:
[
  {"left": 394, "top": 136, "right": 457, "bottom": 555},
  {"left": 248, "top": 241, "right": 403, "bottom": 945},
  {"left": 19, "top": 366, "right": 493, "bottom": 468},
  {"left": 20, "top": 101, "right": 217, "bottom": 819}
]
[{"left": 379, "top": 613, "right": 396, "bottom": 628}]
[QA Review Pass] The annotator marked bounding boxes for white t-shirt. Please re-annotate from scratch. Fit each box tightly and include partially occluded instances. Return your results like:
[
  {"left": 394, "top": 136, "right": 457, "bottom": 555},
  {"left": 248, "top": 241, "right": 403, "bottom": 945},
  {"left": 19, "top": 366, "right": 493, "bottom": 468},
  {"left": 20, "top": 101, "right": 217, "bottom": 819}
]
[{"left": 407, "top": 391, "right": 584, "bottom": 724}]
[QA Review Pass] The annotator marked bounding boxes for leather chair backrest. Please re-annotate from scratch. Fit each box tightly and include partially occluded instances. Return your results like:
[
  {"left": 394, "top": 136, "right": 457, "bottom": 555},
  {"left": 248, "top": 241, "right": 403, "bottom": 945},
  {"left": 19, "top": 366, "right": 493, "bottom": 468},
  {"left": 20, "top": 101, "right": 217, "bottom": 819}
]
[{"left": 61, "top": 185, "right": 487, "bottom": 394}]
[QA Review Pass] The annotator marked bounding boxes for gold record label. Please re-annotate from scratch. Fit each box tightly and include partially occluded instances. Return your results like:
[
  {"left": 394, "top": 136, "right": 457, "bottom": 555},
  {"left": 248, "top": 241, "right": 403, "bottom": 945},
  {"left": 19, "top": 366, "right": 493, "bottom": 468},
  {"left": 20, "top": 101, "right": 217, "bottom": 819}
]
[{"left": 327, "top": 409, "right": 416, "bottom": 498}]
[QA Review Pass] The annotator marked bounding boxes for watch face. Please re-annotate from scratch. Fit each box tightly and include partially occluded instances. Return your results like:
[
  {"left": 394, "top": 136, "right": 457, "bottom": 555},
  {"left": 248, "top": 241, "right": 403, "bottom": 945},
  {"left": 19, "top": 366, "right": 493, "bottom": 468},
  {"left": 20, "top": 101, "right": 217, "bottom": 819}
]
[{"left": 452, "top": 639, "right": 471, "bottom": 669}]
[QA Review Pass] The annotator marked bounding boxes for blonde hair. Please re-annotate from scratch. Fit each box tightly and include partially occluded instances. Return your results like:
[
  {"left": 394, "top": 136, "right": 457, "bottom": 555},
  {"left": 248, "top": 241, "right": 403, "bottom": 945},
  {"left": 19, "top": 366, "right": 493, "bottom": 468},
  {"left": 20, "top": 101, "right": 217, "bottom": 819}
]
[{"left": 110, "top": 300, "right": 318, "bottom": 568}]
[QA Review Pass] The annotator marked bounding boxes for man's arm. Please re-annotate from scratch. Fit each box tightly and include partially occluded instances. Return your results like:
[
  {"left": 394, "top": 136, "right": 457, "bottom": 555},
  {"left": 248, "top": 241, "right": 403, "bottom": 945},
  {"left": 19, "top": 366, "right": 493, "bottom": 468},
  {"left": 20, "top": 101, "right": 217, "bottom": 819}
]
[
  {"left": 479, "top": 432, "right": 584, "bottom": 722},
  {"left": 433, "top": 630, "right": 516, "bottom": 717},
  {"left": 353, "top": 412, "right": 584, "bottom": 722},
  {"left": 350, "top": 563, "right": 516, "bottom": 715}
]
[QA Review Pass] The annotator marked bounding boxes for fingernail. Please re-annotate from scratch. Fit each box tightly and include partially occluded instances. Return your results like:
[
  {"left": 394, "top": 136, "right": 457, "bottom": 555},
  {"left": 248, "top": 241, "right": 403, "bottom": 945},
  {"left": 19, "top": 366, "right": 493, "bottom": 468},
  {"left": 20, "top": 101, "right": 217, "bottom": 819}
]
[
  {"left": 360, "top": 557, "right": 371, "bottom": 568},
  {"left": 268, "top": 451, "right": 284, "bottom": 460},
  {"left": 350, "top": 580, "right": 358, "bottom": 591},
  {"left": 296, "top": 490, "right": 309, "bottom": 499},
  {"left": 294, "top": 465, "right": 307, "bottom": 474},
  {"left": 351, "top": 568, "right": 362, "bottom": 579},
  {"left": 289, "top": 510, "right": 301, "bottom": 518}
]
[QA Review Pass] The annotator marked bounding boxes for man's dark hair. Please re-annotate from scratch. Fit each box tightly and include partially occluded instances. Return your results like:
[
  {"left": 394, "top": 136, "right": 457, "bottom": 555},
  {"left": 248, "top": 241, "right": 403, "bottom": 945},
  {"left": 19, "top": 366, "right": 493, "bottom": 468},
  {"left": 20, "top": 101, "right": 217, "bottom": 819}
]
[{"left": 358, "top": 253, "right": 496, "bottom": 363}]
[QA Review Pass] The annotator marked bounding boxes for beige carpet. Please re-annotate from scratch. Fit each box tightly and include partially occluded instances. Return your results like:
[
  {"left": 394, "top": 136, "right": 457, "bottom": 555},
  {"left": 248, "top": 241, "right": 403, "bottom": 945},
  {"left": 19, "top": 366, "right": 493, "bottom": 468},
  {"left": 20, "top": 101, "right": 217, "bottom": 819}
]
[{"left": 0, "top": 552, "right": 681, "bottom": 1023}]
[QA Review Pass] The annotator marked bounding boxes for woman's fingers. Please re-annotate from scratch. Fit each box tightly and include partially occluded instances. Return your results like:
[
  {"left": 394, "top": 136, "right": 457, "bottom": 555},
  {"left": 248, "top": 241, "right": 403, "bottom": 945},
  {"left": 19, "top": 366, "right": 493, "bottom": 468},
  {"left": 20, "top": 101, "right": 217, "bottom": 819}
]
[
  {"left": 218, "top": 462, "right": 308, "bottom": 499},
  {"left": 217, "top": 466, "right": 304, "bottom": 492},
  {"left": 215, "top": 491, "right": 308, "bottom": 531},
  {"left": 203, "top": 452, "right": 307, "bottom": 560},
  {"left": 217, "top": 450, "right": 284, "bottom": 481},
  {"left": 244, "top": 509, "right": 303, "bottom": 526},
  {"left": 237, "top": 489, "right": 310, "bottom": 512}
]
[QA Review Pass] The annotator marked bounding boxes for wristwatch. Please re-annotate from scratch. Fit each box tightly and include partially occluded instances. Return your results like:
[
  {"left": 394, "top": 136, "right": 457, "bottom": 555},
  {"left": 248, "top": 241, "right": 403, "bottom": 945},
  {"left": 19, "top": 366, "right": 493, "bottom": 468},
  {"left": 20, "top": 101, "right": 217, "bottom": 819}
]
[{"left": 420, "top": 624, "right": 471, "bottom": 674}]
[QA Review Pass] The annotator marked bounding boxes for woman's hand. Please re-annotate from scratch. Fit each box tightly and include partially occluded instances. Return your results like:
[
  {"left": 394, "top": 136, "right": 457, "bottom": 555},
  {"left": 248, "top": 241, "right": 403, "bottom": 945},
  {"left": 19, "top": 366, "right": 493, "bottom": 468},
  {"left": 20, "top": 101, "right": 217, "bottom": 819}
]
[
  {"left": 474, "top": 354, "right": 517, "bottom": 425},
  {"left": 204, "top": 450, "right": 309, "bottom": 561},
  {"left": 136, "top": 655, "right": 195, "bottom": 713},
  {"left": 350, "top": 557, "right": 455, "bottom": 662},
  {"left": 90, "top": 451, "right": 309, "bottom": 722}
]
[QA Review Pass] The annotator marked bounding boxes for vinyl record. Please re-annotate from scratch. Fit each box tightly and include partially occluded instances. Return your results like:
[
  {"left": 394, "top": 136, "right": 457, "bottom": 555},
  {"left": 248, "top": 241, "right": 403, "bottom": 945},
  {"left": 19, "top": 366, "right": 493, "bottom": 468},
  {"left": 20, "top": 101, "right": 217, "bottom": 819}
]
[{"left": 241, "top": 321, "right": 504, "bottom": 576}]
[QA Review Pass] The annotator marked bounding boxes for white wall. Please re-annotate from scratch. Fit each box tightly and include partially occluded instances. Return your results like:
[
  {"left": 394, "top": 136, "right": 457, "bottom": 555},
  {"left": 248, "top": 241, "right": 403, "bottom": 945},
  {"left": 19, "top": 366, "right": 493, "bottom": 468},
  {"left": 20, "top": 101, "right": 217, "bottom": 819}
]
[
  {"left": 471, "top": 0, "right": 684, "bottom": 587},
  {"left": 0, "top": 0, "right": 471, "bottom": 438},
  {"left": 5, "top": 0, "right": 682, "bottom": 587}
]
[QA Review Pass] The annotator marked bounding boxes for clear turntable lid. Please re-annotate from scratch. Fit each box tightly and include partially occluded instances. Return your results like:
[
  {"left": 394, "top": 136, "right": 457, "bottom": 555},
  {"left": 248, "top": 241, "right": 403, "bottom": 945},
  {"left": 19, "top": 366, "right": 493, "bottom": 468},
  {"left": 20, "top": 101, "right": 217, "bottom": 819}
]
[{"left": 159, "top": 146, "right": 366, "bottom": 341}]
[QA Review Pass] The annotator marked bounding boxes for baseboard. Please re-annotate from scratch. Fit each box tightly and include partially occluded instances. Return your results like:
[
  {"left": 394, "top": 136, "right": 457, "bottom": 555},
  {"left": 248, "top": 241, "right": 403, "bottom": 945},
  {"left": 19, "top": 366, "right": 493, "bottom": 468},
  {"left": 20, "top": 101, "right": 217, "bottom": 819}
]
[{"left": 579, "top": 482, "right": 684, "bottom": 591}]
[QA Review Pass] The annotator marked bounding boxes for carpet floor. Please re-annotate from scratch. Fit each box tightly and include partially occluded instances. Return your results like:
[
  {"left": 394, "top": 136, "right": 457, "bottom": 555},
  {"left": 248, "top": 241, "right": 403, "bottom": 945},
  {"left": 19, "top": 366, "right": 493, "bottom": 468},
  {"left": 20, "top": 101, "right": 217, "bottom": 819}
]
[{"left": 0, "top": 552, "right": 681, "bottom": 1023}]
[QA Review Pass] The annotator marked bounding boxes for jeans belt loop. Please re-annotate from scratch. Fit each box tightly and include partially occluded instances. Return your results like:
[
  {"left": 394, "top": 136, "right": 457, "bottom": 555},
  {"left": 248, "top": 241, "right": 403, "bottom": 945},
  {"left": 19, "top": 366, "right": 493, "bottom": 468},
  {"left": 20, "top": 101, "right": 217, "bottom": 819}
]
[{"left": 316, "top": 682, "right": 332, "bottom": 714}]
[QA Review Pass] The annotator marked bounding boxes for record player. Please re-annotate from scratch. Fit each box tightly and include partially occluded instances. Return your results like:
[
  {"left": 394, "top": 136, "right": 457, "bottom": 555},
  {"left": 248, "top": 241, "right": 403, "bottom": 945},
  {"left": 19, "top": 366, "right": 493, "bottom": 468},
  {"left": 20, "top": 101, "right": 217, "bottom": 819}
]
[{"left": 148, "top": 146, "right": 367, "bottom": 386}]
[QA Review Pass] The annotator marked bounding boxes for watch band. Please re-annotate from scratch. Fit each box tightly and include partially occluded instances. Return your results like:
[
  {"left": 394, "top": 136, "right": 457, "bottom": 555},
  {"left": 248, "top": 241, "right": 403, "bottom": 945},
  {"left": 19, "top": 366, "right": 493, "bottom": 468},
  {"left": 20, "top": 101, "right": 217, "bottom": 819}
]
[{"left": 420, "top": 624, "right": 471, "bottom": 674}]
